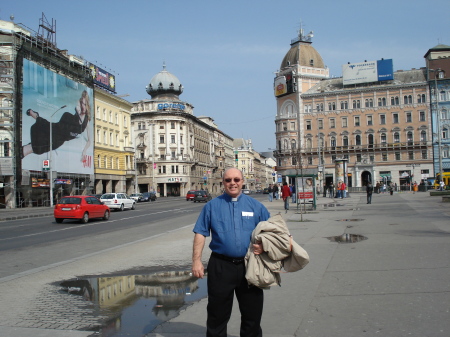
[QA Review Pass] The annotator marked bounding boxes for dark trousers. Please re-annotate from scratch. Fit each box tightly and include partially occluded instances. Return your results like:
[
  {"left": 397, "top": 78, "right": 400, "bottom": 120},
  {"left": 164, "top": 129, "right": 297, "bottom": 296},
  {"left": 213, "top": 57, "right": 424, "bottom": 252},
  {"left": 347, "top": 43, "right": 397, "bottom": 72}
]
[
  {"left": 206, "top": 254, "right": 263, "bottom": 337},
  {"left": 367, "top": 193, "right": 372, "bottom": 204}
]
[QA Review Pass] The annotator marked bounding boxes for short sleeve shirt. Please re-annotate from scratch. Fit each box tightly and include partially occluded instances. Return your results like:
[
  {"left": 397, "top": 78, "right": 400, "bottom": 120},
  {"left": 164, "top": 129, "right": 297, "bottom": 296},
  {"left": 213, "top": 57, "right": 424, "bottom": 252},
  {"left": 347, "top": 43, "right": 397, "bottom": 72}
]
[{"left": 193, "top": 193, "right": 270, "bottom": 258}]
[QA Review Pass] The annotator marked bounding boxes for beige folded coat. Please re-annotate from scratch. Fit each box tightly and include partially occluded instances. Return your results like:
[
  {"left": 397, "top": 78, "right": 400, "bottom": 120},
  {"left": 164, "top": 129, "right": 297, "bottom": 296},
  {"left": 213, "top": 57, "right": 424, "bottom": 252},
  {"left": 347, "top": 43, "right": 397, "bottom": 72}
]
[{"left": 245, "top": 213, "right": 310, "bottom": 288}]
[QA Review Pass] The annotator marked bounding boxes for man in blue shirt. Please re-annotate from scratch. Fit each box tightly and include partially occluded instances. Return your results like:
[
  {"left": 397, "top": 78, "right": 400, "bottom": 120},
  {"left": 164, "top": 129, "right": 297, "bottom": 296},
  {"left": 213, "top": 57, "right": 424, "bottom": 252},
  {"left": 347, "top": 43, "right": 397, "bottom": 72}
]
[{"left": 192, "top": 168, "right": 270, "bottom": 337}]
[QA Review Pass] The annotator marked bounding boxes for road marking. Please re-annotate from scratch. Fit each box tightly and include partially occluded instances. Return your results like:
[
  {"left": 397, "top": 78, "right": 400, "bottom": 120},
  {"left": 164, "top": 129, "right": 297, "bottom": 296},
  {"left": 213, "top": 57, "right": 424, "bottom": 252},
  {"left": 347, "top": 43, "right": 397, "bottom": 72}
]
[{"left": 0, "top": 208, "right": 192, "bottom": 242}]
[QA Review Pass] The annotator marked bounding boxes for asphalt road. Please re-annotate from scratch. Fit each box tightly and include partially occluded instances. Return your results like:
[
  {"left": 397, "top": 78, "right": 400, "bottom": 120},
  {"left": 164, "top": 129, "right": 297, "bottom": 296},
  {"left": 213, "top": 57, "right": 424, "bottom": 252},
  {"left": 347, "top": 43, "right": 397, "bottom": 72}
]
[{"left": 0, "top": 195, "right": 267, "bottom": 280}]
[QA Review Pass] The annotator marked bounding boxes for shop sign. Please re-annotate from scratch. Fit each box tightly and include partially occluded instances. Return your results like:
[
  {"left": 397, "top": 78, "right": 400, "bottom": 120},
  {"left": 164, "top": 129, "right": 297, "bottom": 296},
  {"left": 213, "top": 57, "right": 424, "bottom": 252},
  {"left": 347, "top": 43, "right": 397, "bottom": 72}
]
[{"left": 167, "top": 177, "right": 184, "bottom": 182}]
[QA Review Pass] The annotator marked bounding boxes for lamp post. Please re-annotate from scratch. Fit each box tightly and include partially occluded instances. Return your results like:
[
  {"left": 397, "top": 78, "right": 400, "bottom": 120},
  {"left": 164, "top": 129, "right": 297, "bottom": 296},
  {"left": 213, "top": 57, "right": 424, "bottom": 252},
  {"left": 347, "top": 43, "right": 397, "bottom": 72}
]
[
  {"left": 149, "top": 123, "right": 155, "bottom": 193},
  {"left": 49, "top": 105, "right": 66, "bottom": 207}
]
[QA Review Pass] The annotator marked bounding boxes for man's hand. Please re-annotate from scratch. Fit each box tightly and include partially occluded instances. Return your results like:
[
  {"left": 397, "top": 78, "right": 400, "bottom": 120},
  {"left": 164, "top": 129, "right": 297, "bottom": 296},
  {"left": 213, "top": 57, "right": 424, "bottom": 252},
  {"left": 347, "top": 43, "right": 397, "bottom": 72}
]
[
  {"left": 192, "top": 233, "right": 206, "bottom": 278},
  {"left": 192, "top": 259, "right": 205, "bottom": 279},
  {"left": 253, "top": 240, "right": 263, "bottom": 255}
]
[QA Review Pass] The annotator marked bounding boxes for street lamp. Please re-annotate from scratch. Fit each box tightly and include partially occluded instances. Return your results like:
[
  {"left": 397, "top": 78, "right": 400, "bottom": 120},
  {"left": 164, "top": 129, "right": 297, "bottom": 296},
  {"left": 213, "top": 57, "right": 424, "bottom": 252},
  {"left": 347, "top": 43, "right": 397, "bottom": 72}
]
[{"left": 49, "top": 105, "right": 66, "bottom": 207}]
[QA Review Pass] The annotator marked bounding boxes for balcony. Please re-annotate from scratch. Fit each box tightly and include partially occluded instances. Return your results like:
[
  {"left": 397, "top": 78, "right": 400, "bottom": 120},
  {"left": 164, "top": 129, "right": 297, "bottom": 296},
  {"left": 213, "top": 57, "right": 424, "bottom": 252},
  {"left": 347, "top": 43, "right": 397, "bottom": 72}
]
[{"left": 123, "top": 146, "right": 134, "bottom": 152}]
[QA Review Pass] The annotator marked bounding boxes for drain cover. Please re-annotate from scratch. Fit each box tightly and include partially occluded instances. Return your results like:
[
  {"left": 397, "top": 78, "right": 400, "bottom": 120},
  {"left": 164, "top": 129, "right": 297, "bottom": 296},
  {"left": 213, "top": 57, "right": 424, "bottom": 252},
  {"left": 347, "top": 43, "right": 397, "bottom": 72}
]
[{"left": 327, "top": 234, "right": 368, "bottom": 243}]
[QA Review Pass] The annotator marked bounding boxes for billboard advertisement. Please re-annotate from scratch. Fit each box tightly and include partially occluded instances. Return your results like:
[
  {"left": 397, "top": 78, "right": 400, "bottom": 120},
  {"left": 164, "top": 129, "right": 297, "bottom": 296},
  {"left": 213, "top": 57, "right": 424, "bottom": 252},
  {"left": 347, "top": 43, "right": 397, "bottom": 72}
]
[
  {"left": 89, "top": 63, "right": 116, "bottom": 92},
  {"left": 21, "top": 59, "right": 94, "bottom": 175},
  {"left": 274, "top": 72, "right": 295, "bottom": 97},
  {"left": 342, "top": 59, "right": 394, "bottom": 85}
]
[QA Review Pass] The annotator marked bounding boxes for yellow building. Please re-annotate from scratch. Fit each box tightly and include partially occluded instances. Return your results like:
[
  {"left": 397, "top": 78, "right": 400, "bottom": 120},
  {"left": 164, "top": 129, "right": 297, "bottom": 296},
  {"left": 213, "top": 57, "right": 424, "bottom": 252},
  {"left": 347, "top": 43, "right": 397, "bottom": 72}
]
[{"left": 93, "top": 88, "right": 135, "bottom": 195}]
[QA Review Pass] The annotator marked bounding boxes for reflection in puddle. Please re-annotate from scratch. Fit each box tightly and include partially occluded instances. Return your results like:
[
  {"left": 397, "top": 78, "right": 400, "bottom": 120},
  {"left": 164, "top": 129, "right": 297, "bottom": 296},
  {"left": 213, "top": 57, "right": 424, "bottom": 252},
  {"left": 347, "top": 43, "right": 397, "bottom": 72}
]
[
  {"left": 59, "top": 270, "right": 207, "bottom": 336},
  {"left": 327, "top": 234, "right": 368, "bottom": 243}
]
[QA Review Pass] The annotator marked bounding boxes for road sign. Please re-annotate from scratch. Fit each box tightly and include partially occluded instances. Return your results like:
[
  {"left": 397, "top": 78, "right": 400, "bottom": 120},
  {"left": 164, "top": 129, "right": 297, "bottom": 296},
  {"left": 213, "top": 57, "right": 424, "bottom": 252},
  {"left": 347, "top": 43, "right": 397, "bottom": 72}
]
[{"left": 43, "top": 160, "right": 50, "bottom": 171}]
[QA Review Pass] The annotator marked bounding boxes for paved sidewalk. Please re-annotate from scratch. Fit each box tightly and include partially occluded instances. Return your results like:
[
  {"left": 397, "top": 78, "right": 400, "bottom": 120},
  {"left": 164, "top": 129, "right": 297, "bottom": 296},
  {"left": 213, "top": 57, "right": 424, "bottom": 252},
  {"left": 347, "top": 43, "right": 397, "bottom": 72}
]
[{"left": 1, "top": 192, "right": 449, "bottom": 337}]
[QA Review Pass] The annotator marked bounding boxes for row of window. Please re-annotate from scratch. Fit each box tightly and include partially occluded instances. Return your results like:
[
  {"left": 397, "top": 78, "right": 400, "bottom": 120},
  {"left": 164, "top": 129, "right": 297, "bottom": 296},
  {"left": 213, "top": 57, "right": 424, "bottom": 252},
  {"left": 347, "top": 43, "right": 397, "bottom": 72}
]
[
  {"left": 96, "top": 155, "right": 133, "bottom": 170},
  {"left": 96, "top": 129, "right": 128, "bottom": 147},
  {"left": 285, "top": 150, "right": 432, "bottom": 168},
  {"left": 158, "top": 134, "right": 184, "bottom": 144},
  {"left": 95, "top": 106, "right": 128, "bottom": 127},
  {"left": 304, "top": 111, "right": 428, "bottom": 130},
  {"left": 304, "top": 94, "right": 427, "bottom": 113},
  {"left": 280, "top": 130, "right": 432, "bottom": 150},
  {"left": 137, "top": 121, "right": 183, "bottom": 130}
]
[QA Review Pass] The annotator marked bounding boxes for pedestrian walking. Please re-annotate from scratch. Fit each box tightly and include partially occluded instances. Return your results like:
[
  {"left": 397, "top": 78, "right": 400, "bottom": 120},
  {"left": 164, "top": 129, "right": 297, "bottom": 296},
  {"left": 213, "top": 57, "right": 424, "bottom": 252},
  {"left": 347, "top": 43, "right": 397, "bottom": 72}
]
[
  {"left": 282, "top": 182, "right": 292, "bottom": 213},
  {"left": 273, "top": 184, "right": 279, "bottom": 200},
  {"left": 336, "top": 181, "right": 342, "bottom": 198},
  {"left": 267, "top": 184, "right": 273, "bottom": 202},
  {"left": 328, "top": 183, "right": 334, "bottom": 198},
  {"left": 341, "top": 181, "right": 347, "bottom": 198},
  {"left": 192, "top": 168, "right": 270, "bottom": 337},
  {"left": 290, "top": 183, "right": 296, "bottom": 203},
  {"left": 366, "top": 182, "right": 373, "bottom": 204}
]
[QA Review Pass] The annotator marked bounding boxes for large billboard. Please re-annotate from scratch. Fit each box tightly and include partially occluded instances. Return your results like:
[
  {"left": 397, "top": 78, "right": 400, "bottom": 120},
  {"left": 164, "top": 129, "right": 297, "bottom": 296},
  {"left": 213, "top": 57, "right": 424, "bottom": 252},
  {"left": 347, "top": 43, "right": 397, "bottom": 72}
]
[
  {"left": 342, "top": 59, "right": 394, "bottom": 85},
  {"left": 21, "top": 59, "right": 94, "bottom": 175},
  {"left": 89, "top": 63, "right": 116, "bottom": 92}
]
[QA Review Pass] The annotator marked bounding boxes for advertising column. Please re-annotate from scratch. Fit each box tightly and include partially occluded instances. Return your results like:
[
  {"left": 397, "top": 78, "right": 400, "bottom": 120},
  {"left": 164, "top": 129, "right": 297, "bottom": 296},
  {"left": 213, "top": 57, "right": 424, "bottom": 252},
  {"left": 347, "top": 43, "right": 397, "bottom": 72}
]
[{"left": 335, "top": 159, "right": 348, "bottom": 198}]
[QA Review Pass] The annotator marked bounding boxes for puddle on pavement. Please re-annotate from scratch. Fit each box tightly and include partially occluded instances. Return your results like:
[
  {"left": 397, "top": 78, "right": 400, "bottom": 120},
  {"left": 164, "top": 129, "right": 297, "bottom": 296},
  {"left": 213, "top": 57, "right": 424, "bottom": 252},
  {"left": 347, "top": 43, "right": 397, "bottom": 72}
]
[
  {"left": 327, "top": 233, "right": 368, "bottom": 243},
  {"left": 58, "top": 269, "right": 207, "bottom": 336}
]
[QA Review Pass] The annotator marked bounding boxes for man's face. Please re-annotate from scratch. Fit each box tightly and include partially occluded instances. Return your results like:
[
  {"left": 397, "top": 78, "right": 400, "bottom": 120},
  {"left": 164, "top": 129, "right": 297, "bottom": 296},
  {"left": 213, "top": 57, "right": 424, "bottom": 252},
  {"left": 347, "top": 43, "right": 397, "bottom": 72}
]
[{"left": 223, "top": 169, "right": 244, "bottom": 198}]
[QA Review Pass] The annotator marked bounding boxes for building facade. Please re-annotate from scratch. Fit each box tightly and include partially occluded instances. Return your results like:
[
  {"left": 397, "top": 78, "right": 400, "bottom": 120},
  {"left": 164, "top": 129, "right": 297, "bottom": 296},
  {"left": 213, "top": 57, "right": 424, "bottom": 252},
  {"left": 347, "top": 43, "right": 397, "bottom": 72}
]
[
  {"left": 424, "top": 45, "right": 450, "bottom": 179},
  {"left": 131, "top": 65, "right": 235, "bottom": 197},
  {"left": 274, "top": 29, "right": 442, "bottom": 190},
  {"left": 93, "top": 87, "right": 135, "bottom": 195}
]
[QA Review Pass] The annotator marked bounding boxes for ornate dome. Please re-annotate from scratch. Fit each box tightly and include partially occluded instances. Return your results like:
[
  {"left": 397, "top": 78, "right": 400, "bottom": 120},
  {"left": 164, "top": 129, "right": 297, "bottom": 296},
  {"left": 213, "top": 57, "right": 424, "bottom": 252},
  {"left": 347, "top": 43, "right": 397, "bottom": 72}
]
[
  {"left": 280, "top": 30, "right": 325, "bottom": 70},
  {"left": 146, "top": 64, "right": 183, "bottom": 98}
]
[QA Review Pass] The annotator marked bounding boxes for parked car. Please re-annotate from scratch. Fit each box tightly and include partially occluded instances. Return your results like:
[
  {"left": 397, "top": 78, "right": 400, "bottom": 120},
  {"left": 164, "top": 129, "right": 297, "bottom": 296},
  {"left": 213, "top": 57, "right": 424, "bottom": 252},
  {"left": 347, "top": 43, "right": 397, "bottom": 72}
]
[
  {"left": 186, "top": 190, "right": 197, "bottom": 201},
  {"left": 142, "top": 191, "right": 157, "bottom": 202},
  {"left": 242, "top": 189, "right": 251, "bottom": 195},
  {"left": 100, "top": 193, "right": 136, "bottom": 211},
  {"left": 130, "top": 193, "right": 144, "bottom": 202},
  {"left": 193, "top": 190, "right": 212, "bottom": 203},
  {"left": 89, "top": 194, "right": 103, "bottom": 200},
  {"left": 54, "top": 195, "right": 110, "bottom": 224}
]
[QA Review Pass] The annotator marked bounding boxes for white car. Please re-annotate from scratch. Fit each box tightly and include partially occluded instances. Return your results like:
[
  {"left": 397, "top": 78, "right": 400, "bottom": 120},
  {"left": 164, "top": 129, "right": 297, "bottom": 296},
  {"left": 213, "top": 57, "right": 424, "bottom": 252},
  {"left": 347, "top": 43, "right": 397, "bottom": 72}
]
[
  {"left": 100, "top": 193, "right": 136, "bottom": 211},
  {"left": 130, "top": 193, "right": 143, "bottom": 202}
]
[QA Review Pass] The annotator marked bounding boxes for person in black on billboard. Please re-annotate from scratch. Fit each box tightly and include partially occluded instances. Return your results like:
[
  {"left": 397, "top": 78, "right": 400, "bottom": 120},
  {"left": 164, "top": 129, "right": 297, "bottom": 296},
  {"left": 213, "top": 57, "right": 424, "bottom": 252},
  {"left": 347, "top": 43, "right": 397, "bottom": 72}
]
[{"left": 21, "top": 90, "right": 91, "bottom": 163}]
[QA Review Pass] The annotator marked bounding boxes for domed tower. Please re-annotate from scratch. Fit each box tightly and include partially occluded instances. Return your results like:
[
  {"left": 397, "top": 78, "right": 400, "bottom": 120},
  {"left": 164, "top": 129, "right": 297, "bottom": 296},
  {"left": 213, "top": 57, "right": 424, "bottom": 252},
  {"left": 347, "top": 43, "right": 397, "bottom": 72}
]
[
  {"left": 146, "top": 63, "right": 184, "bottom": 99},
  {"left": 273, "top": 27, "right": 329, "bottom": 178}
]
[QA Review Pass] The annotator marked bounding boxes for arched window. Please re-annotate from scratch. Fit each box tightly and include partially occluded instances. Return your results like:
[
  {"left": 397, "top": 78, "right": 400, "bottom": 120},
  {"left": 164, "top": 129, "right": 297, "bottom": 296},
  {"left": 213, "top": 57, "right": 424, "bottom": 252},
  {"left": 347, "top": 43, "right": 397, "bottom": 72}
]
[
  {"left": 97, "top": 155, "right": 101, "bottom": 168},
  {"left": 378, "top": 97, "right": 387, "bottom": 106},
  {"left": 330, "top": 137, "right": 336, "bottom": 149},
  {"left": 381, "top": 133, "right": 387, "bottom": 144},
  {"left": 355, "top": 135, "right": 361, "bottom": 146},
  {"left": 343, "top": 136, "right": 349, "bottom": 147},
  {"left": 391, "top": 96, "right": 399, "bottom": 105},
  {"left": 291, "top": 139, "right": 296, "bottom": 149},
  {"left": 2, "top": 139, "right": 10, "bottom": 157},
  {"left": 420, "top": 130, "right": 427, "bottom": 142},
  {"left": 404, "top": 95, "right": 412, "bottom": 104},
  {"left": 306, "top": 138, "right": 312, "bottom": 149},
  {"left": 407, "top": 131, "right": 413, "bottom": 145},
  {"left": 393, "top": 132, "right": 400, "bottom": 143},
  {"left": 283, "top": 139, "right": 288, "bottom": 149},
  {"left": 417, "top": 94, "right": 426, "bottom": 103}
]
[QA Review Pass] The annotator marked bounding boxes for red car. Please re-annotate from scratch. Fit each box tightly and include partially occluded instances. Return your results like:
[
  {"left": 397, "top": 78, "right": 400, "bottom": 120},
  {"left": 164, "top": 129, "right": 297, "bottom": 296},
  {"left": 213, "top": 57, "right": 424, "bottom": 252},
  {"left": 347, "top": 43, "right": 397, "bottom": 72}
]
[
  {"left": 186, "top": 190, "right": 197, "bottom": 201},
  {"left": 54, "top": 195, "right": 110, "bottom": 224}
]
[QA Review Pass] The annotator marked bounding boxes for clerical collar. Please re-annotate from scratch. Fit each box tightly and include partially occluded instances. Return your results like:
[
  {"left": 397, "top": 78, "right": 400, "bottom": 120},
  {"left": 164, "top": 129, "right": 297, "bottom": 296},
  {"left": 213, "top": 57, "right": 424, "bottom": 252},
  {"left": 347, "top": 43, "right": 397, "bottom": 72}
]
[{"left": 231, "top": 197, "right": 238, "bottom": 202}]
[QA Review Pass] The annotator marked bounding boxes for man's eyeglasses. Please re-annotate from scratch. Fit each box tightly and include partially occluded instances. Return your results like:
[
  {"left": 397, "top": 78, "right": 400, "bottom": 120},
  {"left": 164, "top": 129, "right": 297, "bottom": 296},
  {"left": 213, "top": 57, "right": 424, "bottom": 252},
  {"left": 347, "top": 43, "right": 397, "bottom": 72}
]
[{"left": 224, "top": 178, "right": 242, "bottom": 183}]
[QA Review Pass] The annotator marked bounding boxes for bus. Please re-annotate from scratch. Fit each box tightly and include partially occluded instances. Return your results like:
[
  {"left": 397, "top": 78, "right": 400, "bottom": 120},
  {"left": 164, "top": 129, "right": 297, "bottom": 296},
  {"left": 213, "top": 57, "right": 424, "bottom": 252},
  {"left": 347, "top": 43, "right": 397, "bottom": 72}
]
[{"left": 434, "top": 172, "right": 450, "bottom": 189}]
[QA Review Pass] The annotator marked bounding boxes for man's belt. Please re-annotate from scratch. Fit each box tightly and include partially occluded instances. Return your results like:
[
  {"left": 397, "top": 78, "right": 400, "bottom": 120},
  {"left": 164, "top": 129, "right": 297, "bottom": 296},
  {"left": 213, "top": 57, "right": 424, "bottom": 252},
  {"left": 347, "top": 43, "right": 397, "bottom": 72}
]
[{"left": 211, "top": 252, "right": 245, "bottom": 264}]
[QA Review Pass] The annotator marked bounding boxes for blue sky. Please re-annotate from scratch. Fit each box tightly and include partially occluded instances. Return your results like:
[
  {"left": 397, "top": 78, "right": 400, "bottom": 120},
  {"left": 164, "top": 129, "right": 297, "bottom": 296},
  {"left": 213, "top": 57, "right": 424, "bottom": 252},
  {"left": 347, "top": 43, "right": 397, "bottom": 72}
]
[{"left": 1, "top": 1, "right": 449, "bottom": 152}]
